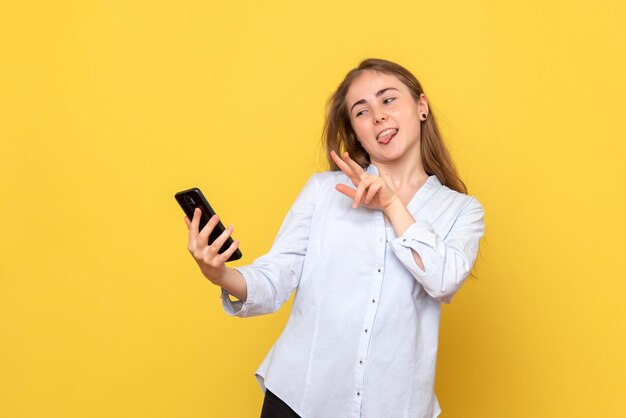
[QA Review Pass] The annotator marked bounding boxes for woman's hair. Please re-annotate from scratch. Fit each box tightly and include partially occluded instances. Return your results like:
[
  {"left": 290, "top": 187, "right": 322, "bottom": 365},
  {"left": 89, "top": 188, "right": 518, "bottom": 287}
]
[{"left": 322, "top": 58, "right": 467, "bottom": 194}]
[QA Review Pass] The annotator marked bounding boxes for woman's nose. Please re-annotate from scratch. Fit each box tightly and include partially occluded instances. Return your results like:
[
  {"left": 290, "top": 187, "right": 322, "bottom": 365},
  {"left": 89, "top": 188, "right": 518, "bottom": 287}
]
[{"left": 374, "top": 112, "right": 387, "bottom": 124}]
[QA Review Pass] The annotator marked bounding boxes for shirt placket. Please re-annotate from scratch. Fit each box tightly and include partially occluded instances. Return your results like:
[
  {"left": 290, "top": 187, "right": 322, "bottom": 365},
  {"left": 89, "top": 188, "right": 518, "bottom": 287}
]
[{"left": 352, "top": 213, "right": 387, "bottom": 416}]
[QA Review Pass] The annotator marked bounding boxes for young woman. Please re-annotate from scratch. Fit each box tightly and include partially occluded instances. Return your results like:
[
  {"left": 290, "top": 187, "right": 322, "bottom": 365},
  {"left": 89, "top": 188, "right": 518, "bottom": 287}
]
[{"left": 185, "top": 58, "right": 485, "bottom": 418}]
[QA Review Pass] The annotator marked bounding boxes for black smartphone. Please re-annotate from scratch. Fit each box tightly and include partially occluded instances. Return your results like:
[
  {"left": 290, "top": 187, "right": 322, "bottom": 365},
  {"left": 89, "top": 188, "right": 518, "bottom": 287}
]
[{"left": 175, "top": 187, "right": 242, "bottom": 262}]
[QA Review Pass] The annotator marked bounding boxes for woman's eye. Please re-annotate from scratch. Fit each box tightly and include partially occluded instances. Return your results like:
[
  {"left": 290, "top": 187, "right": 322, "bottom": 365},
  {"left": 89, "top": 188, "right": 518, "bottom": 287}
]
[
  {"left": 355, "top": 110, "right": 367, "bottom": 117},
  {"left": 383, "top": 97, "right": 396, "bottom": 105}
]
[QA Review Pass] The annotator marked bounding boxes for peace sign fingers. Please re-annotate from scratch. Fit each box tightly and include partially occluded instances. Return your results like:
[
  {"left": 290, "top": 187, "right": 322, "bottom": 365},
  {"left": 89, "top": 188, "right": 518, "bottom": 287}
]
[
  {"left": 330, "top": 150, "right": 401, "bottom": 213},
  {"left": 330, "top": 150, "right": 367, "bottom": 187}
]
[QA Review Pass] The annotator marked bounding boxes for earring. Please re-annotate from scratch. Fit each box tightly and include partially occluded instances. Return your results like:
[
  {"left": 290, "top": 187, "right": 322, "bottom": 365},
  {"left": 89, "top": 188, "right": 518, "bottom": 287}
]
[{"left": 421, "top": 113, "right": 427, "bottom": 120}]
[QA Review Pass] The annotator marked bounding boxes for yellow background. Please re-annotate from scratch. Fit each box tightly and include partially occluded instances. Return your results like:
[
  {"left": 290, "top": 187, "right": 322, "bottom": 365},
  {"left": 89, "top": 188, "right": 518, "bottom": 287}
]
[{"left": 1, "top": 1, "right": 625, "bottom": 417}]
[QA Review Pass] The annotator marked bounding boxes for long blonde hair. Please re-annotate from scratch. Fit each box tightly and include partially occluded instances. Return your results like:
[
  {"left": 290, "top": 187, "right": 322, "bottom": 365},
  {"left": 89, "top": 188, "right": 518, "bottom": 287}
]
[{"left": 323, "top": 58, "right": 467, "bottom": 194}]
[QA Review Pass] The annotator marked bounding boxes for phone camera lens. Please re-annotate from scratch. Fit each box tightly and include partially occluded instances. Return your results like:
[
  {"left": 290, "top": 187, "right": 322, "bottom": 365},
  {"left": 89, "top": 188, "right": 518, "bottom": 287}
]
[{"left": 185, "top": 196, "right": 196, "bottom": 206}]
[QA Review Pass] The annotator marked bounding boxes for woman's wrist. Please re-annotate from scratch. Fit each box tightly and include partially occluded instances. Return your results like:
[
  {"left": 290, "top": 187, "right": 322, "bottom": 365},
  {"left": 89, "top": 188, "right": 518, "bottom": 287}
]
[
  {"left": 208, "top": 272, "right": 225, "bottom": 287},
  {"left": 216, "top": 268, "right": 247, "bottom": 301},
  {"left": 383, "top": 195, "right": 407, "bottom": 218},
  {"left": 384, "top": 197, "right": 416, "bottom": 237}
]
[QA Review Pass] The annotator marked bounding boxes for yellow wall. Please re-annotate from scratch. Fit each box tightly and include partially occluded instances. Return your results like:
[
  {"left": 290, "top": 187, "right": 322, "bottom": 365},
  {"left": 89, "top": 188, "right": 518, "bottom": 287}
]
[{"left": 1, "top": 1, "right": 625, "bottom": 417}]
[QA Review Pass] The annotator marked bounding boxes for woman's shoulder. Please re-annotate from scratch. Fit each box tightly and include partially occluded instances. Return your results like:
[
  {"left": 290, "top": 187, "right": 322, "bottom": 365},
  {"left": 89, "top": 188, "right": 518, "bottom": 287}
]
[
  {"left": 431, "top": 177, "right": 483, "bottom": 212},
  {"left": 306, "top": 170, "right": 347, "bottom": 188},
  {"left": 292, "top": 170, "right": 346, "bottom": 203}
]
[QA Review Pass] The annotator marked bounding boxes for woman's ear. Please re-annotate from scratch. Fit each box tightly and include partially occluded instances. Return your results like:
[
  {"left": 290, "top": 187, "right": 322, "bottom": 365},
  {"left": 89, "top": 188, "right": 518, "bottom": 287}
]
[{"left": 417, "top": 93, "right": 429, "bottom": 118}]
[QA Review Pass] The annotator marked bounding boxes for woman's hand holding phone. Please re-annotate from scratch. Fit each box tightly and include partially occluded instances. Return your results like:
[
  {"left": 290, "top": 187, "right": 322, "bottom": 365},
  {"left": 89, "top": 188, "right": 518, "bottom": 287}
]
[{"left": 185, "top": 208, "right": 241, "bottom": 286}]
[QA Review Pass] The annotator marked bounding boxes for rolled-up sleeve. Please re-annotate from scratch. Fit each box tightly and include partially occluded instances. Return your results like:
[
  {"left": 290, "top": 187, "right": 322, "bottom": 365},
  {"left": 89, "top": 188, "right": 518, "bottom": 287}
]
[
  {"left": 389, "top": 197, "right": 485, "bottom": 303},
  {"left": 221, "top": 175, "right": 319, "bottom": 317}
]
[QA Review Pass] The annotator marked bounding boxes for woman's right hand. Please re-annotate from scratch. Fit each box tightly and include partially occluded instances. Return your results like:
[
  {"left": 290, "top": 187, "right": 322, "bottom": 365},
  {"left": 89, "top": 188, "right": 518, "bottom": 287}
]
[{"left": 185, "top": 208, "right": 240, "bottom": 286}]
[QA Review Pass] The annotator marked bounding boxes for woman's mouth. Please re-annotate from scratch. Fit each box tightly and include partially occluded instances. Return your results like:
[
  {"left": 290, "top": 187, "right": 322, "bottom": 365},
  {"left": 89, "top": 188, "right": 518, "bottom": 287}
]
[{"left": 377, "top": 128, "right": 398, "bottom": 144}]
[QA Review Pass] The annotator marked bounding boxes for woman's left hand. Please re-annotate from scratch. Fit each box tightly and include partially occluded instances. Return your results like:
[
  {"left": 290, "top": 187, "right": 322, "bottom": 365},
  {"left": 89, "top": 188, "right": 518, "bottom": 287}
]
[{"left": 330, "top": 150, "right": 399, "bottom": 212}]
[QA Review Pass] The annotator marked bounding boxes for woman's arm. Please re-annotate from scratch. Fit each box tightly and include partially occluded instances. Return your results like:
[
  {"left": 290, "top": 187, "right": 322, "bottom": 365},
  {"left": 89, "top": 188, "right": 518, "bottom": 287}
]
[
  {"left": 186, "top": 173, "right": 318, "bottom": 316},
  {"left": 220, "top": 175, "right": 319, "bottom": 317},
  {"left": 383, "top": 198, "right": 425, "bottom": 271},
  {"left": 215, "top": 268, "right": 247, "bottom": 301},
  {"left": 388, "top": 198, "right": 485, "bottom": 303},
  {"left": 329, "top": 151, "right": 484, "bottom": 303}
]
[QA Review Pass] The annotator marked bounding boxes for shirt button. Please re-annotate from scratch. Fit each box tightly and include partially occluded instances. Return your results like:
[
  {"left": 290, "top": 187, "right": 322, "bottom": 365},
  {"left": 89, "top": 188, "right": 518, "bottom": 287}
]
[
  {"left": 357, "top": 392, "right": 361, "bottom": 396},
  {"left": 372, "top": 299, "right": 375, "bottom": 303},
  {"left": 359, "top": 360, "right": 363, "bottom": 365},
  {"left": 377, "top": 268, "right": 381, "bottom": 273},
  {"left": 364, "top": 329, "right": 368, "bottom": 333}
]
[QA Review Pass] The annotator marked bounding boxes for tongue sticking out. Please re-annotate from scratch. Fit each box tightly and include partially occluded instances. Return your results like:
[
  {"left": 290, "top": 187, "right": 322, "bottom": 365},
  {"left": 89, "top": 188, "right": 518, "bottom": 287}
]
[{"left": 377, "top": 130, "right": 397, "bottom": 144}]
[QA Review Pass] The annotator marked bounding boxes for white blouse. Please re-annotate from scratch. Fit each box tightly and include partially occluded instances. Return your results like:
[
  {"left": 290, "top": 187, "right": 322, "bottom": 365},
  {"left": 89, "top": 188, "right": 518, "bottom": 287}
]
[{"left": 222, "top": 164, "right": 485, "bottom": 418}]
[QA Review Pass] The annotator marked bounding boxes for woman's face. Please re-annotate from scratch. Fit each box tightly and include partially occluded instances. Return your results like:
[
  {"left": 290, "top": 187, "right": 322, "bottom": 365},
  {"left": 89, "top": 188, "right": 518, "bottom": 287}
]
[{"left": 345, "top": 70, "right": 428, "bottom": 165}]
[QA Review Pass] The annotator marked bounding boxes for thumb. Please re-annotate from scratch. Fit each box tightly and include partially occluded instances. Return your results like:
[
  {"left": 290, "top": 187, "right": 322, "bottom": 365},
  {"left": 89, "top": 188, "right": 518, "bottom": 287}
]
[{"left": 335, "top": 184, "right": 356, "bottom": 199}]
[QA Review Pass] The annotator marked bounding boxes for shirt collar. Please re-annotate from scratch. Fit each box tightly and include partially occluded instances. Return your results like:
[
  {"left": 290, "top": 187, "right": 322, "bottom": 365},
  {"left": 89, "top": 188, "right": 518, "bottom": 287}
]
[
  {"left": 366, "top": 164, "right": 441, "bottom": 186},
  {"left": 366, "top": 164, "right": 441, "bottom": 211}
]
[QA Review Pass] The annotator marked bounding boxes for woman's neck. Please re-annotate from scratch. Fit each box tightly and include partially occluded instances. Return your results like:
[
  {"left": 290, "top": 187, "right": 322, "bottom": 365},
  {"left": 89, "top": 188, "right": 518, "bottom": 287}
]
[{"left": 372, "top": 155, "right": 429, "bottom": 192}]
